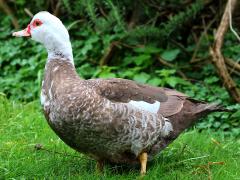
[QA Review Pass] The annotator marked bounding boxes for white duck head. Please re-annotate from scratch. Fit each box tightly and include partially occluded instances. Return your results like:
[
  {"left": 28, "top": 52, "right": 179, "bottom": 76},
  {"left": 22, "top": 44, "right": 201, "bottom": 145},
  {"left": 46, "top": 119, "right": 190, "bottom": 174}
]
[{"left": 13, "top": 11, "right": 73, "bottom": 64}]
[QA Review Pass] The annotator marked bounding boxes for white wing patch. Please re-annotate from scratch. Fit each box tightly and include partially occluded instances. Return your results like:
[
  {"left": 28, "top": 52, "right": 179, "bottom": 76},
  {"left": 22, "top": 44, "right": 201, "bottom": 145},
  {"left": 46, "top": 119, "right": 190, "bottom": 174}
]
[
  {"left": 161, "top": 118, "right": 173, "bottom": 137},
  {"left": 128, "top": 100, "right": 160, "bottom": 114}
]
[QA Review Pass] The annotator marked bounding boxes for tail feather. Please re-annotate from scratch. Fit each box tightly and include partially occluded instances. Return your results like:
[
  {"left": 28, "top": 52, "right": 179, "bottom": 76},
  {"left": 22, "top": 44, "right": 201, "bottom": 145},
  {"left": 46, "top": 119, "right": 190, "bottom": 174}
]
[
  {"left": 195, "top": 103, "right": 232, "bottom": 117},
  {"left": 166, "top": 100, "right": 231, "bottom": 139}
]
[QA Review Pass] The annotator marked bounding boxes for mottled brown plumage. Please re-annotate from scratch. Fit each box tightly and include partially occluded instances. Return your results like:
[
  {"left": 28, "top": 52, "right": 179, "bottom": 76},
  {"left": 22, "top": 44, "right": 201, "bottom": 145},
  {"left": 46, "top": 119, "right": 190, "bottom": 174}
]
[
  {"left": 40, "top": 58, "right": 226, "bottom": 165},
  {"left": 13, "top": 12, "right": 228, "bottom": 174},
  {"left": 41, "top": 59, "right": 173, "bottom": 163}
]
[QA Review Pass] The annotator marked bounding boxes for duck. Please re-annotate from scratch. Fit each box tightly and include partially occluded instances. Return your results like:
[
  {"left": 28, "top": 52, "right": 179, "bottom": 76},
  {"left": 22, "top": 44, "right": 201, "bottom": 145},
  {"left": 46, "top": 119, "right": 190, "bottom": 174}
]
[{"left": 13, "top": 11, "right": 227, "bottom": 175}]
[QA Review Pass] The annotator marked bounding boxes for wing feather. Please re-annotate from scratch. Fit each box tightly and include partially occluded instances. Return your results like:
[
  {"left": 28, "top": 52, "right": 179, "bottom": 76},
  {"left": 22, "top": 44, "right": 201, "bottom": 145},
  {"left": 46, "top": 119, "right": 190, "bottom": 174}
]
[
  {"left": 88, "top": 78, "right": 168, "bottom": 103},
  {"left": 86, "top": 78, "right": 189, "bottom": 117}
]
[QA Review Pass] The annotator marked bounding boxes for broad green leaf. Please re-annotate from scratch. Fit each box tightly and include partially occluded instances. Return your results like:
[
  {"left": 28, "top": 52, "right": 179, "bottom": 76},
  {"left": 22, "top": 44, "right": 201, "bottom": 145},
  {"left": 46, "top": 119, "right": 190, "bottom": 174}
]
[
  {"left": 148, "top": 78, "right": 162, "bottom": 86},
  {"left": 156, "top": 69, "right": 176, "bottom": 77},
  {"left": 204, "top": 76, "right": 219, "bottom": 84},
  {"left": 165, "top": 77, "right": 179, "bottom": 87},
  {"left": 133, "top": 72, "right": 150, "bottom": 84},
  {"left": 161, "top": 49, "right": 180, "bottom": 61},
  {"left": 220, "top": 123, "right": 230, "bottom": 130},
  {"left": 134, "top": 55, "right": 151, "bottom": 66},
  {"left": 122, "top": 56, "right": 135, "bottom": 66},
  {"left": 231, "top": 110, "right": 240, "bottom": 118}
]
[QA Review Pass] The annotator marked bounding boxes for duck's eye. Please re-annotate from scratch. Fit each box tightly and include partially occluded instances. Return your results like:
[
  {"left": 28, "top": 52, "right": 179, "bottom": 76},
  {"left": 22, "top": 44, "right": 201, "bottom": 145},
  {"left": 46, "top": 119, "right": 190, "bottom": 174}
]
[{"left": 33, "top": 19, "right": 42, "bottom": 27}]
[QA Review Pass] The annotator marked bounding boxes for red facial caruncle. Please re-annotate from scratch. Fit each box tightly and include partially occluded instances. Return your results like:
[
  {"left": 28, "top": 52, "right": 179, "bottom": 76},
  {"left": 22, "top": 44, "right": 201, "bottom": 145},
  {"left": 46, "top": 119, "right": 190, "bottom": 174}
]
[
  {"left": 12, "top": 19, "right": 43, "bottom": 37},
  {"left": 32, "top": 19, "right": 43, "bottom": 28}
]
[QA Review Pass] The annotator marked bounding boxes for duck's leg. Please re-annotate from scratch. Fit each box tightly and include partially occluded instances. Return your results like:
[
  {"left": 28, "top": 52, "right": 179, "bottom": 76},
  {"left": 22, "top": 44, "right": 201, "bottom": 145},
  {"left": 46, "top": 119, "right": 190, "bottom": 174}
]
[
  {"left": 96, "top": 160, "right": 104, "bottom": 173},
  {"left": 139, "top": 152, "right": 148, "bottom": 175}
]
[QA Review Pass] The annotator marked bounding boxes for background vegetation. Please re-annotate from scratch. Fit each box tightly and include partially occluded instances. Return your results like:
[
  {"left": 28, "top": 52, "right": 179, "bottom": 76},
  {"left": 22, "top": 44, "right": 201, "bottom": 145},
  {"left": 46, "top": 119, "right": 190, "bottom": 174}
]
[{"left": 0, "top": 0, "right": 239, "bottom": 178}]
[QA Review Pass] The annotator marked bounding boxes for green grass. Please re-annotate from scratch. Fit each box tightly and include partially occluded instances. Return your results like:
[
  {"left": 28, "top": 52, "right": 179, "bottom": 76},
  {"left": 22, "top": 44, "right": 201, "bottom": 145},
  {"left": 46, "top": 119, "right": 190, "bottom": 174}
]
[{"left": 0, "top": 95, "right": 239, "bottom": 179}]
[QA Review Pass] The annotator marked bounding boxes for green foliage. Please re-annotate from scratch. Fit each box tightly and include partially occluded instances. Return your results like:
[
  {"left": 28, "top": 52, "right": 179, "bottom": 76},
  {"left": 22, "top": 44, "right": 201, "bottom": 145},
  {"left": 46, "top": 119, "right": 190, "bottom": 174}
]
[
  {"left": 161, "top": 0, "right": 204, "bottom": 38},
  {"left": 161, "top": 49, "right": 180, "bottom": 62},
  {"left": 127, "top": 0, "right": 204, "bottom": 43},
  {"left": 0, "top": 97, "right": 239, "bottom": 179},
  {"left": 0, "top": 38, "right": 46, "bottom": 101}
]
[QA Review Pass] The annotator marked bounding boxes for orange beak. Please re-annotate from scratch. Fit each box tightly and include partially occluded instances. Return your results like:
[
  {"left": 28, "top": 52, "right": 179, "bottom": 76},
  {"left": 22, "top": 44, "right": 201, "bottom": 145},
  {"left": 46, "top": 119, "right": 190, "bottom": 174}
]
[{"left": 12, "top": 25, "right": 31, "bottom": 37}]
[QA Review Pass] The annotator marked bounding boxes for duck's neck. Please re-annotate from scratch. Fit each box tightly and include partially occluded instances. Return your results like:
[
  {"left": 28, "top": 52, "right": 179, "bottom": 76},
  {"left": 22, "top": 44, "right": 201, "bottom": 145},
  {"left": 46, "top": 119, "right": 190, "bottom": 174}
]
[
  {"left": 45, "top": 38, "right": 74, "bottom": 65},
  {"left": 42, "top": 58, "right": 79, "bottom": 96},
  {"left": 41, "top": 59, "right": 79, "bottom": 112},
  {"left": 44, "top": 58, "right": 78, "bottom": 82}
]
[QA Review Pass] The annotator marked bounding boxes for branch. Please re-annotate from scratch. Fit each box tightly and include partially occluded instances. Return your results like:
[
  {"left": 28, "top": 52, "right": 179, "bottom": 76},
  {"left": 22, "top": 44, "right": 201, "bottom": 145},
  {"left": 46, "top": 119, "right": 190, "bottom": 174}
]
[
  {"left": 128, "top": 1, "right": 140, "bottom": 30},
  {"left": 228, "top": 0, "right": 240, "bottom": 42},
  {"left": 227, "top": 66, "right": 240, "bottom": 76},
  {"left": 99, "top": 42, "right": 118, "bottom": 66},
  {"left": 53, "top": 0, "right": 61, "bottom": 16},
  {"left": 190, "top": 16, "right": 217, "bottom": 63},
  {"left": 0, "top": 0, "right": 19, "bottom": 29},
  {"left": 210, "top": 0, "right": 240, "bottom": 102},
  {"left": 225, "top": 58, "right": 240, "bottom": 74},
  {"left": 157, "top": 56, "right": 187, "bottom": 80},
  {"left": 24, "top": 8, "right": 33, "bottom": 18}
]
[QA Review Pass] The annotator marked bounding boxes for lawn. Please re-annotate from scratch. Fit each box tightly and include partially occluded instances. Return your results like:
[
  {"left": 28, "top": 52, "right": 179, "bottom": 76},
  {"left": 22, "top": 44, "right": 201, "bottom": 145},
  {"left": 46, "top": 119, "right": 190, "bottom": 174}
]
[{"left": 0, "top": 95, "right": 239, "bottom": 179}]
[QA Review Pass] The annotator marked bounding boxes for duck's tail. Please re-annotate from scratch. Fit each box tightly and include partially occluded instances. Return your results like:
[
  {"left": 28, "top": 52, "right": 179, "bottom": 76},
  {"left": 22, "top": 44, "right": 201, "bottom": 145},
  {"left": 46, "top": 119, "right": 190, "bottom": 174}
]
[
  {"left": 166, "top": 100, "right": 231, "bottom": 138},
  {"left": 195, "top": 102, "right": 231, "bottom": 117}
]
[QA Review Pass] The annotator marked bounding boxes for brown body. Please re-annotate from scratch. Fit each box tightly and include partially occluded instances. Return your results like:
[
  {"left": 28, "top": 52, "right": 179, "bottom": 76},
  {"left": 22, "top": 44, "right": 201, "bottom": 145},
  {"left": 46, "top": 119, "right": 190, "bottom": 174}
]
[{"left": 41, "top": 58, "right": 225, "bottom": 164}]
